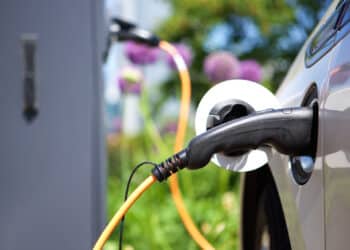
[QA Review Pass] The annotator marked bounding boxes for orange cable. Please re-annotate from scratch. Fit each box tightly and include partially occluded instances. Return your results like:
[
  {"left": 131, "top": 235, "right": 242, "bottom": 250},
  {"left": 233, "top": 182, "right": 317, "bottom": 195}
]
[
  {"left": 93, "top": 175, "right": 156, "bottom": 250},
  {"left": 93, "top": 41, "right": 214, "bottom": 250},
  {"left": 159, "top": 41, "right": 214, "bottom": 250}
]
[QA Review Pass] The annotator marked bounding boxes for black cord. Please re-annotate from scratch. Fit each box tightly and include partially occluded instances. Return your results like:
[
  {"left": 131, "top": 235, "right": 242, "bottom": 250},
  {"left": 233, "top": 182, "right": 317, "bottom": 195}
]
[{"left": 119, "top": 161, "right": 157, "bottom": 250}]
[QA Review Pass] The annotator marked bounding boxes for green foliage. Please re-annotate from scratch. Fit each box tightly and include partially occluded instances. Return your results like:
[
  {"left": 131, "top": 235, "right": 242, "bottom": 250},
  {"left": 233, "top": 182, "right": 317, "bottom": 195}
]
[
  {"left": 156, "top": 0, "right": 330, "bottom": 103},
  {"left": 107, "top": 88, "right": 241, "bottom": 249},
  {"left": 107, "top": 129, "right": 241, "bottom": 250}
]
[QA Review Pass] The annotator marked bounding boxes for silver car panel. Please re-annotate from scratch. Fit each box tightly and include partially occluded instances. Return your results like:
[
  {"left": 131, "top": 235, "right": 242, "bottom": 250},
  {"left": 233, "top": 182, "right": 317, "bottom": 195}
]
[
  {"left": 324, "top": 26, "right": 350, "bottom": 250},
  {"left": 239, "top": 1, "right": 350, "bottom": 249},
  {"left": 269, "top": 2, "right": 340, "bottom": 250}
]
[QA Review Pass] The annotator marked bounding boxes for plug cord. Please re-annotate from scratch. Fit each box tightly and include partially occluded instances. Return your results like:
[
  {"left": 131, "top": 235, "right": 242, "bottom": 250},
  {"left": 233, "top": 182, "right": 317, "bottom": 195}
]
[
  {"left": 152, "top": 150, "right": 188, "bottom": 182},
  {"left": 119, "top": 162, "right": 157, "bottom": 250}
]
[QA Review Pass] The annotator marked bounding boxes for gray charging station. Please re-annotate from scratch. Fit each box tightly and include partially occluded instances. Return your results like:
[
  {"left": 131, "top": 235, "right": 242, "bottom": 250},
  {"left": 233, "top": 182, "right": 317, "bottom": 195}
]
[{"left": 0, "top": 1, "right": 106, "bottom": 249}]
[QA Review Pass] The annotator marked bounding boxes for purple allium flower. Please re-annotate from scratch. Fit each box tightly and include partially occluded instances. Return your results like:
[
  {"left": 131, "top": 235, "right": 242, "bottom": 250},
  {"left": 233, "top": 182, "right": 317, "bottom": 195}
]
[
  {"left": 239, "top": 60, "right": 263, "bottom": 82},
  {"left": 125, "top": 41, "right": 159, "bottom": 65},
  {"left": 166, "top": 43, "right": 193, "bottom": 69},
  {"left": 204, "top": 51, "right": 241, "bottom": 83},
  {"left": 117, "top": 67, "right": 143, "bottom": 95},
  {"left": 161, "top": 121, "right": 178, "bottom": 135}
]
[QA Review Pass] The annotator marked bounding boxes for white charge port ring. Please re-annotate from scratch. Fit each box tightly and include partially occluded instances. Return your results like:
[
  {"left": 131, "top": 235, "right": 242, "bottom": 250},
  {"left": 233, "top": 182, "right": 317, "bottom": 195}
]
[{"left": 194, "top": 79, "right": 281, "bottom": 172}]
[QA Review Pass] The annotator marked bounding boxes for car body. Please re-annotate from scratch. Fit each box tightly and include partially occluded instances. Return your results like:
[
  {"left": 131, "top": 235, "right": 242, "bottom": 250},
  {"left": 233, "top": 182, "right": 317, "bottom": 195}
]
[{"left": 240, "top": 1, "right": 350, "bottom": 249}]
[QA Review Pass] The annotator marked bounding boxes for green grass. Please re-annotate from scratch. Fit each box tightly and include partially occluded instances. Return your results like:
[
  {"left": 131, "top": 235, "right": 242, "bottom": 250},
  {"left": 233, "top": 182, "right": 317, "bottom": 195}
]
[{"left": 106, "top": 129, "right": 241, "bottom": 250}]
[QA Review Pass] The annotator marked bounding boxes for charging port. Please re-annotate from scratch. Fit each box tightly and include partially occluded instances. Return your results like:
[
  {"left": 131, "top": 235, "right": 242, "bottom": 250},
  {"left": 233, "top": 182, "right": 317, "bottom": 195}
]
[
  {"left": 206, "top": 99, "right": 254, "bottom": 156},
  {"left": 290, "top": 84, "right": 318, "bottom": 185},
  {"left": 206, "top": 99, "right": 254, "bottom": 130}
]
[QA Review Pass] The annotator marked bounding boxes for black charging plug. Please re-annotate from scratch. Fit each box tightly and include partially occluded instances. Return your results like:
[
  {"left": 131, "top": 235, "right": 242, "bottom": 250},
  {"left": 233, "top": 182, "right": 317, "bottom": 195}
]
[
  {"left": 152, "top": 107, "right": 315, "bottom": 181},
  {"left": 109, "top": 17, "right": 159, "bottom": 46},
  {"left": 103, "top": 17, "right": 160, "bottom": 62}
]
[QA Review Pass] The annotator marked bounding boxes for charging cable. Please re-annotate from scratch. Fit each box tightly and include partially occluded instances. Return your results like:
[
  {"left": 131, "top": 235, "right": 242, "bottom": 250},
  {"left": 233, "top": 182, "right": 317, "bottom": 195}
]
[
  {"left": 118, "top": 161, "right": 157, "bottom": 250},
  {"left": 159, "top": 41, "right": 214, "bottom": 249},
  {"left": 93, "top": 175, "right": 156, "bottom": 250},
  {"left": 94, "top": 106, "right": 315, "bottom": 249},
  {"left": 100, "top": 18, "right": 214, "bottom": 250}
]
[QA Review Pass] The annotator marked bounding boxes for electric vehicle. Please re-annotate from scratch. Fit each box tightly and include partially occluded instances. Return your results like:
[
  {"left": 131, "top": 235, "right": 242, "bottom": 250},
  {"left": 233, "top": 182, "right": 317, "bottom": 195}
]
[{"left": 240, "top": 1, "right": 350, "bottom": 249}]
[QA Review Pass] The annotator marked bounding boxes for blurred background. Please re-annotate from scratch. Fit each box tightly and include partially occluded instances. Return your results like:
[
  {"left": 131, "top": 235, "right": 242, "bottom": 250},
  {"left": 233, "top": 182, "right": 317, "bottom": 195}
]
[{"left": 103, "top": 0, "right": 331, "bottom": 249}]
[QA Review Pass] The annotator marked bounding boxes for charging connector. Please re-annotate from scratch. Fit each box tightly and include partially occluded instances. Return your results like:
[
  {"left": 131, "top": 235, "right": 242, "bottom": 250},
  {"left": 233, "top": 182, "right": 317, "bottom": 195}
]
[
  {"left": 153, "top": 107, "right": 315, "bottom": 181},
  {"left": 108, "top": 18, "right": 159, "bottom": 46},
  {"left": 103, "top": 17, "right": 160, "bottom": 62}
]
